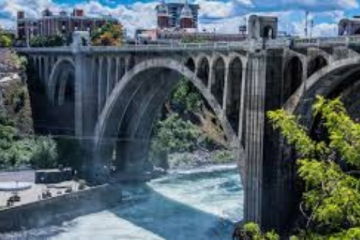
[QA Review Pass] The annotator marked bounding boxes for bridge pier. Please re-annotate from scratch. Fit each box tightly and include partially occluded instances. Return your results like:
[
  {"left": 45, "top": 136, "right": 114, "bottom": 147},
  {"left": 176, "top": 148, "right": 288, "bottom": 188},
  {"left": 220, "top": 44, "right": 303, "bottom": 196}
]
[{"left": 244, "top": 50, "right": 298, "bottom": 232}]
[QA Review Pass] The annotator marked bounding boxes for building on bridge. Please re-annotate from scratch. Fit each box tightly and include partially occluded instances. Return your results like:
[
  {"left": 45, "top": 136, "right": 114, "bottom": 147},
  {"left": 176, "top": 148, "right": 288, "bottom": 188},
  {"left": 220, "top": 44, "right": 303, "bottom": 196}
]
[{"left": 16, "top": 8, "right": 121, "bottom": 45}]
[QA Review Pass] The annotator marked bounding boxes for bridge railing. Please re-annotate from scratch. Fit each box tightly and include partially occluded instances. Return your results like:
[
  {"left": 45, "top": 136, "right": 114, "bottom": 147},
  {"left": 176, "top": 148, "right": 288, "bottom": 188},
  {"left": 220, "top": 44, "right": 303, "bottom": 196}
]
[{"left": 348, "top": 35, "right": 360, "bottom": 44}]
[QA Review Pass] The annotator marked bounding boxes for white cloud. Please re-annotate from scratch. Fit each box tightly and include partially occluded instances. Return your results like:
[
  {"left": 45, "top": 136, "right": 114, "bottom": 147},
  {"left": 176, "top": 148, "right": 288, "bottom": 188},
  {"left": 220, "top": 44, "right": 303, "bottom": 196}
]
[
  {"left": 195, "top": 0, "right": 235, "bottom": 18},
  {"left": 0, "top": 0, "right": 356, "bottom": 37}
]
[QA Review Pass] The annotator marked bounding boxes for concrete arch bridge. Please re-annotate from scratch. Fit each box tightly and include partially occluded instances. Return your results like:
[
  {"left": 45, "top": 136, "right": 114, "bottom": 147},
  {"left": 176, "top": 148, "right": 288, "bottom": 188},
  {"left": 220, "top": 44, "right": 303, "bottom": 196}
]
[{"left": 17, "top": 33, "right": 360, "bottom": 232}]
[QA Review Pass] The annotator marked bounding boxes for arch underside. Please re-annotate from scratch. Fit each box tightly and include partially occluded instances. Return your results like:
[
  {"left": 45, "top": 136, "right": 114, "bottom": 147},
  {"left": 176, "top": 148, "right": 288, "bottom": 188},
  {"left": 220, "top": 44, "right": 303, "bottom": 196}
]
[
  {"left": 48, "top": 59, "right": 76, "bottom": 135},
  {"left": 92, "top": 58, "right": 246, "bottom": 183},
  {"left": 286, "top": 57, "right": 360, "bottom": 129}
]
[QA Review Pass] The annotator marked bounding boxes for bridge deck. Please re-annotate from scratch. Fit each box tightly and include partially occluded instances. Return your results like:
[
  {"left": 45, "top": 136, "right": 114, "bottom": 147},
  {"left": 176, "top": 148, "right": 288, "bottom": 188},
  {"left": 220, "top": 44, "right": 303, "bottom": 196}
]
[{"left": 15, "top": 35, "right": 360, "bottom": 54}]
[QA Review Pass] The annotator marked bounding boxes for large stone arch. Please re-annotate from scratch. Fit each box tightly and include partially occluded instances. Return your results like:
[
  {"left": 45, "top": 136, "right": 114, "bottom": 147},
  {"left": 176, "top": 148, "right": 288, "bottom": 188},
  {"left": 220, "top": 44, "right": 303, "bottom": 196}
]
[
  {"left": 285, "top": 57, "right": 360, "bottom": 126},
  {"left": 91, "top": 58, "right": 246, "bottom": 183},
  {"left": 48, "top": 57, "right": 75, "bottom": 104}
]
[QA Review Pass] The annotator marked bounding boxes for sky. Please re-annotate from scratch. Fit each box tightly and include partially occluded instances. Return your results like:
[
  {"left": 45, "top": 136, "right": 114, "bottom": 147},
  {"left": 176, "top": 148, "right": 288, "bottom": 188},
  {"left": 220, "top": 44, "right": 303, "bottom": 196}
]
[{"left": 0, "top": 0, "right": 359, "bottom": 37}]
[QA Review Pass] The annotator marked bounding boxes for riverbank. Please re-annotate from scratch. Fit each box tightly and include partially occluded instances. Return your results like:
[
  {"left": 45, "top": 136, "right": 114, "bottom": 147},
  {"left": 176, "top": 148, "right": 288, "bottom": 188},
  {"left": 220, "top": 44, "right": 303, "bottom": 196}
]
[
  {"left": 166, "top": 149, "right": 236, "bottom": 170},
  {"left": 0, "top": 184, "right": 122, "bottom": 233},
  {"left": 0, "top": 165, "right": 243, "bottom": 240}
]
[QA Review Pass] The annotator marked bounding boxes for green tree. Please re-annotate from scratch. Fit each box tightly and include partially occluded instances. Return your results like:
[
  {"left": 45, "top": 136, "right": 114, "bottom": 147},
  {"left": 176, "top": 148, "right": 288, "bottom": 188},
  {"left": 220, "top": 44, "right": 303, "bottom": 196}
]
[
  {"left": 29, "top": 136, "right": 58, "bottom": 169},
  {"left": 0, "top": 34, "right": 12, "bottom": 47},
  {"left": 150, "top": 113, "right": 201, "bottom": 167},
  {"left": 266, "top": 96, "right": 360, "bottom": 238},
  {"left": 171, "top": 79, "right": 202, "bottom": 112},
  {"left": 91, "top": 22, "right": 123, "bottom": 46},
  {"left": 30, "top": 35, "right": 64, "bottom": 47}
]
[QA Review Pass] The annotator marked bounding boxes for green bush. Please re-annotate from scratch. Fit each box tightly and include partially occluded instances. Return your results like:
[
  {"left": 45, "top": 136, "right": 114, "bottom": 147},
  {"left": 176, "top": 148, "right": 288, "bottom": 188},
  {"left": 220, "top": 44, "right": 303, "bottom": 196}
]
[
  {"left": 233, "top": 222, "right": 279, "bottom": 240},
  {"left": 151, "top": 114, "right": 200, "bottom": 154},
  {"left": 29, "top": 136, "right": 58, "bottom": 169},
  {"left": 211, "top": 150, "right": 235, "bottom": 164},
  {"left": 0, "top": 34, "right": 12, "bottom": 47}
]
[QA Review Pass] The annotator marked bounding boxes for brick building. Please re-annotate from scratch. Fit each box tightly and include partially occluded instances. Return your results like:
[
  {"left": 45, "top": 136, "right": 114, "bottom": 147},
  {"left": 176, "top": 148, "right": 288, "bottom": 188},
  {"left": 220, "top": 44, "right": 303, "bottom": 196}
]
[
  {"left": 155, "top": 0, "right": 199, "bottom": 30},
  {"left": 17, "top": 8, "right": 121, "bottom": 44}
]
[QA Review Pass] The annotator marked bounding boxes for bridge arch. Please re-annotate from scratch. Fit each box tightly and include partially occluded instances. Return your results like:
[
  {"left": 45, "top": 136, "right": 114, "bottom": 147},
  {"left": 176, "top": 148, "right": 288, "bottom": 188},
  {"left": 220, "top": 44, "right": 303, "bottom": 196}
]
[
  {"left": 307, "top": 55, "right": 328, "bottom": 78},
  {"left": 226, "top": 56, "right": 243, "bottom": 135},
  {"left": 285, "top": 57, "right": 360, "bottom": 125},
  {"left": 211, "top": 56, "right": 226, "bottom": 106},
  {"left": 92, "top": 58, "right": 245, "bottom": 183},
  {"left": 46, "top": 57, "right": 76, "bottom": 135},
  {"left": 283, "top": 56, "right": 303, "bottom": 102},
  {"left": 196, "top": 56, "right": 210, "bottom": 86},
  {"left": 185, "top": 57, "right": 195, "bottom": 72},
  {"left": 48, "top": 58, "right": 75, "bottom": 104}
]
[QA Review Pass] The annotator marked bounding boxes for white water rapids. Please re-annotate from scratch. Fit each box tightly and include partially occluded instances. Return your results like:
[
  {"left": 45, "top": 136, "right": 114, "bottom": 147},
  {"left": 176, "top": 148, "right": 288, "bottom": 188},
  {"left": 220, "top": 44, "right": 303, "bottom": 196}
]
[{"left": 3, "top": 164, "right": 243, "bottom": 240}]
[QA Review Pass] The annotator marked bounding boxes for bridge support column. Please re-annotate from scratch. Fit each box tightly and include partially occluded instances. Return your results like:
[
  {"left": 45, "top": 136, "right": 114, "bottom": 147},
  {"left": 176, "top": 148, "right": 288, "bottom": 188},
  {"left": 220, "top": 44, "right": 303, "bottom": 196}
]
[
  {"left": 44, "top": 57, "right": 49, "bottom": 84},
  {"left": 73, "top": 51, "right": 99, "bottom": 180},
  {"left": 244, "top": 50, "right": 296, "bottom": 233}
]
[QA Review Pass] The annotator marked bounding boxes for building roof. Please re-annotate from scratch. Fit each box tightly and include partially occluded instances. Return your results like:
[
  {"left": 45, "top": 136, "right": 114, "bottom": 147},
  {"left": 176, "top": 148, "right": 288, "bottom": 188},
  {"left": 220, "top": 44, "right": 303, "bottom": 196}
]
[{"left": 180, "top": 0, "right": 193, "bottom": 19}]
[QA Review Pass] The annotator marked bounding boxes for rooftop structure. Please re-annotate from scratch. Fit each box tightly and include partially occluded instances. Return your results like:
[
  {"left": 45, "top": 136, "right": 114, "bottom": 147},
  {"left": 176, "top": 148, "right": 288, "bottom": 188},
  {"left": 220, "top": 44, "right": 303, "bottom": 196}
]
[{"left": 155, "top": 0, "right": 199, "bottom": 30}]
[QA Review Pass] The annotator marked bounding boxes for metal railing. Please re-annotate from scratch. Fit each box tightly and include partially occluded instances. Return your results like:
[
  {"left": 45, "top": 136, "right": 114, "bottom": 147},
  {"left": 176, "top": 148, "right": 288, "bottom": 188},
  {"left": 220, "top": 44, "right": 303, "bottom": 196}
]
[{"left": 16, "top": 35, "right": 360, "bottom": 54}]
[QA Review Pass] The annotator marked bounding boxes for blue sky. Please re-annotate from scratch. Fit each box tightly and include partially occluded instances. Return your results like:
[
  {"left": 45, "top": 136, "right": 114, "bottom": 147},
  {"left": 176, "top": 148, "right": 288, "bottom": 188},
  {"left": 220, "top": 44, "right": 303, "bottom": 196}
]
[{"left": 0, "top": 0, "right": 359, "bottom": 36}]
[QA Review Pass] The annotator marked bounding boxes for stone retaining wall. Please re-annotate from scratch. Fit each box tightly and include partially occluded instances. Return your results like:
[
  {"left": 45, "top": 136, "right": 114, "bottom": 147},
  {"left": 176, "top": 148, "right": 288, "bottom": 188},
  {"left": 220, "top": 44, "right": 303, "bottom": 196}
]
[{"left": 0, "top": 184, "right": 122, "bottom": 233}]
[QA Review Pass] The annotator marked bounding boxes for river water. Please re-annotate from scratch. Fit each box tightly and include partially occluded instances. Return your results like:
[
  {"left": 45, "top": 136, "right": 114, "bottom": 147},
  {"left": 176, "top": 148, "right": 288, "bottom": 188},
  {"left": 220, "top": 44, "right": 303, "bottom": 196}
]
[{"left": 4, "top": 164, "right": 243, "bottom": 240}]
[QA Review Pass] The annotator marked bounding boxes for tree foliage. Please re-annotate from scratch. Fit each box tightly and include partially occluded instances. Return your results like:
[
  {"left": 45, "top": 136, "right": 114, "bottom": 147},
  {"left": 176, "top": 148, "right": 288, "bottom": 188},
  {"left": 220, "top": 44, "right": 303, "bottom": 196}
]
[
  {"left": 0, "top": 27, "right": 13, "bottom": 47},
  {"left": 151, "top": 113, "right": 201, "bottom": 155},
  {"left": 266, "top": 96, "right": 360, "bottom": 238},
  {"left": 0, "top": 114, "right": 58, "bottom": 170},
  {"left": 30, "top": 35, "right": 65, "bottom": 47},
  {"left": 171, "top": 79, "right": 202, "bottom": 112},
  {"left": 0, "top": 34, "right": 12, "bottom": 48},
  {"left": 233, "top": 222, "right": 279, "bottom": 240},
  {"left": 91, "top": 22, "right": 123, "bottom": 46}
]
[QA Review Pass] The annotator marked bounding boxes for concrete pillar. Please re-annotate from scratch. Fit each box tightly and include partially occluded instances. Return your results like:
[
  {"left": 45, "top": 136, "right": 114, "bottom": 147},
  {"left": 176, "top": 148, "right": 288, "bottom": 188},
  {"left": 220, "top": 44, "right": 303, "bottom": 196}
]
[
  {"left": 98, "top": 58, "right": 104, "bottom": 115},
  {"left": 44, "top": 56, "right": 49, "bottom": 84},
  {"left": 222, "top": 65, "right": 230, "bottom": 111},
  {"left": 74, "top": 54, "right": 86, "bottom": 137},
  {"left": 208, "top": 60, "right": 214, "bottom": 90},
  {"left": 58, "top": 71, "right": 67, "bottom": 106},
  {"left": 39, "top": 57, "right": 43, "bottom": 82},
  {"left": 243, "top": 49, "right": 296, "bottom": 233},
  {"left": 239, "top": 59, "right": 248, "bottom": 139},
  {"left": 244, "top": 53, "right": 267, "bottom": 224},
  {"left": 106, "top": 57, "right": 111, "bottom": 98},
  {"left": 115, "top": 58, "right": 120, "bottom": 83}
]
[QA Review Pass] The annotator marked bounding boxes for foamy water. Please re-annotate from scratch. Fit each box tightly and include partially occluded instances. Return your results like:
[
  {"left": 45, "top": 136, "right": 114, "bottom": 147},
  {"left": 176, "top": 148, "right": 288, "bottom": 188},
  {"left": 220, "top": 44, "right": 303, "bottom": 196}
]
[{"left": 2, "top": 165, "right": 243, "bottom": 240}]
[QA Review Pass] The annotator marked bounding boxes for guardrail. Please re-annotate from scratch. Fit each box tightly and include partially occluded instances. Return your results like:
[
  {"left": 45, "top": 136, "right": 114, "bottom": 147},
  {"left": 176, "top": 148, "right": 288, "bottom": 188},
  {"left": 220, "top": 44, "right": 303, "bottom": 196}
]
[{"left": 16, "top": 36, "right": 360, "bottom": 54}]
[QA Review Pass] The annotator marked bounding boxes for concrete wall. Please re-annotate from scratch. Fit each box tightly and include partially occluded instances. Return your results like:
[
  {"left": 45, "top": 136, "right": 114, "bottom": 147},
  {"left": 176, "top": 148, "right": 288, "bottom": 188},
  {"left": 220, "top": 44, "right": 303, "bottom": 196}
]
[{"left": 0, "top": 184, "right": 122, "bottom": 233}]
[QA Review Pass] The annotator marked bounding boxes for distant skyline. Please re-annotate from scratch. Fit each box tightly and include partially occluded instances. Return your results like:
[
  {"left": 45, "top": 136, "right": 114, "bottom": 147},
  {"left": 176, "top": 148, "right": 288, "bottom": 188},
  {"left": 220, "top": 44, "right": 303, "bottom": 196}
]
[{"left": 0, "top": 0, "right": 359, "bottom": 37}]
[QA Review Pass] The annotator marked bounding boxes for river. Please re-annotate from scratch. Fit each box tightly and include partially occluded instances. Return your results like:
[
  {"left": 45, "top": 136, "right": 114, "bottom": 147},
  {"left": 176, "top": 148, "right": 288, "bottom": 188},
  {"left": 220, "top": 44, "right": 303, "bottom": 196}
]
[{"left": 3, "top": 164, "right": 243, "bottom": 240}]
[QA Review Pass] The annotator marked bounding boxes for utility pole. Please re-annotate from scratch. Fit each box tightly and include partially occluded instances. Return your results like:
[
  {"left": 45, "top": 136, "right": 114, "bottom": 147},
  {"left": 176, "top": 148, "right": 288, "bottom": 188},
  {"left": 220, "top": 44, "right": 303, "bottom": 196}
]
[
  {"left": 310, "top": 19, "right": 314, "bottom": 38},
  {"left": 304, "top": 11, "right": 309, "bottom": 37}
]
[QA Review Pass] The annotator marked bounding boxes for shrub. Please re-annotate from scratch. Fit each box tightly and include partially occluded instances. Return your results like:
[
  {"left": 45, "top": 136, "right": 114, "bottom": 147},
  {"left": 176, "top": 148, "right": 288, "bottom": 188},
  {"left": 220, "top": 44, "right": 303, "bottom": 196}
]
[{"left": 29, "top": 136, "right": 58, "bottom": 169}]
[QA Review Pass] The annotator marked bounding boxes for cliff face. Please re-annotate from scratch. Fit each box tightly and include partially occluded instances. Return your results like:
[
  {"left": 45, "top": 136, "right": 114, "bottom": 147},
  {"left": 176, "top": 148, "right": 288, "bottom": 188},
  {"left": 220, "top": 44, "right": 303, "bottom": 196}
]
[{"left": 0, "top": 50, "right": 33, "bottom": 134}]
